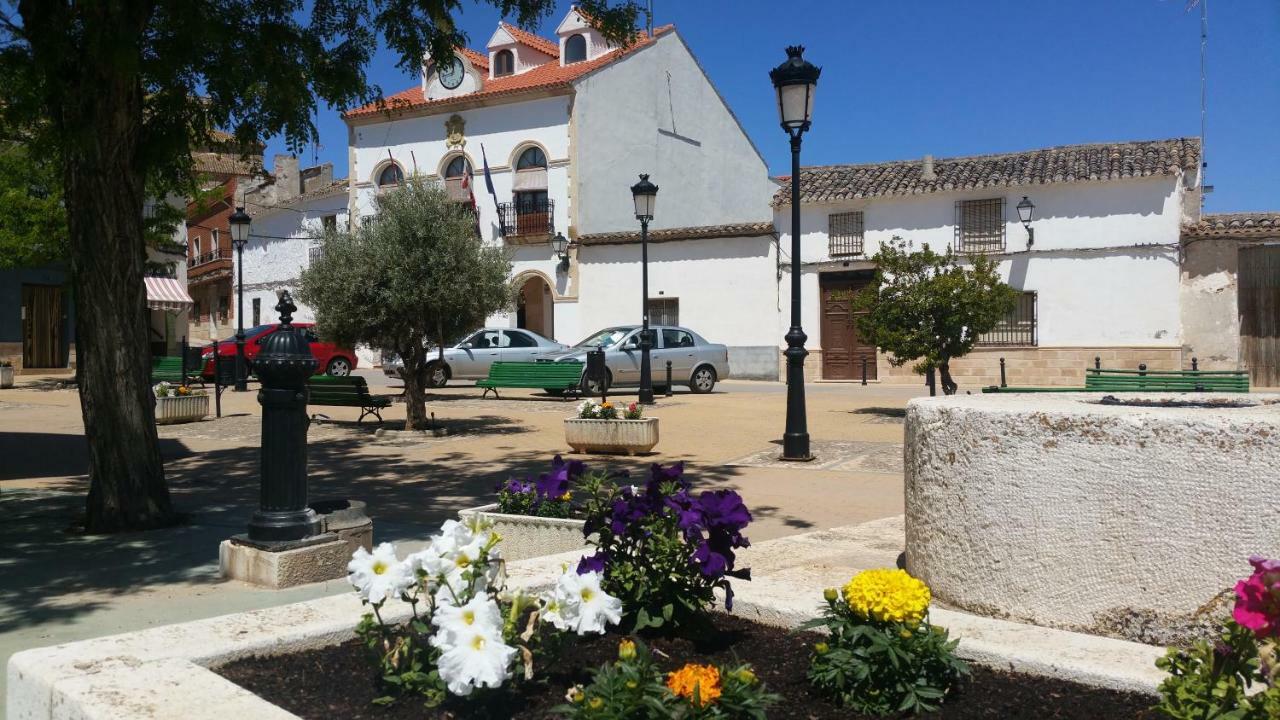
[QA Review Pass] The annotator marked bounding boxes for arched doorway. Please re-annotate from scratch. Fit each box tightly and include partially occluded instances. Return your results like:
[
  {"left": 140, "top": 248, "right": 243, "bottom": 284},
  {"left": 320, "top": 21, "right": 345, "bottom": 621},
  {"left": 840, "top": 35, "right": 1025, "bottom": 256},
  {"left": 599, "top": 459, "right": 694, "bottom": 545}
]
[{"left": 517, "top": 274, "right": 554, "bottom": 340}]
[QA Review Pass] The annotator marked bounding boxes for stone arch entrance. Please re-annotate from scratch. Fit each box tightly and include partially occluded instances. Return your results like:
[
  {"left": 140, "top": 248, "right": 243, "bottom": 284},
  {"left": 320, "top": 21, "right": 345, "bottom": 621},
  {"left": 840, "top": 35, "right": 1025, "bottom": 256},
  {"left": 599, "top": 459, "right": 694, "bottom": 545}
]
[{"left": 516, "top": 273, "right": 555, "bottom": 340}]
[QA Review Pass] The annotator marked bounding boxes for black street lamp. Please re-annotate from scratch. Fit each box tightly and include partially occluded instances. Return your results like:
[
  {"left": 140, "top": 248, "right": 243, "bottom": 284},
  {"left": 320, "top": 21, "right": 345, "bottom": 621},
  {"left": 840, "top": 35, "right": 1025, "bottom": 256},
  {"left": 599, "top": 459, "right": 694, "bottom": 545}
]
[
  {"left": 630, "top": 174, "right": 658, "bottom": 405},
  {"left": 246, "top": 290, "right": 323, "bottom": 542},
  {"left": 228, "top": 206, "right": 252, "bottom": 392},
  {"left": 771, "top": 45, "right": 820, "bottom": 462},
  {"left": 551, "top": 231, "right": 571, "bottom": 271},
  {"left": 1016, "top": 195, "right": 1036, "bottom": 249}
]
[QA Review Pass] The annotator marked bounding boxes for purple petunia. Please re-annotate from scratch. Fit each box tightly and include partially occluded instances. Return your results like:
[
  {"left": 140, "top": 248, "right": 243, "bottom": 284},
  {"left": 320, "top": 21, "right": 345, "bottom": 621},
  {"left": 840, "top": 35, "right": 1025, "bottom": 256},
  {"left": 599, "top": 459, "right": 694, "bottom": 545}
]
[
  {"left": 576, "top": 550, "right": 609, "bottom": 575},
  {"left": 536, "top": 454, "right": 585, "bottom": 499}
]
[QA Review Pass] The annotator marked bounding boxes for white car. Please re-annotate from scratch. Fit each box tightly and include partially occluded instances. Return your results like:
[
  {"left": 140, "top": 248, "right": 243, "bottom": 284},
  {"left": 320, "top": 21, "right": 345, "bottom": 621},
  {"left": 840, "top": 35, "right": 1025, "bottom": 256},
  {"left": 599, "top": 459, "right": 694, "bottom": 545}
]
[
  {"left": 381, "top": 328, "right": 567, "bottom": 387},
  {"left": 544, "top": 325, "right": 729, "bottom": 394}
]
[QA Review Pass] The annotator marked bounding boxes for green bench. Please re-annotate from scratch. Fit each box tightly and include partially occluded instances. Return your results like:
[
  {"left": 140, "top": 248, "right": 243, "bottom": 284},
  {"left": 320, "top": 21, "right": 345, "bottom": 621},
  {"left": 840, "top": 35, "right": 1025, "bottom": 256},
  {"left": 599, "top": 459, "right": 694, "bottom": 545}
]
[
  {"left": 150, "top": 355, "right": 202, "bottom": 385},
  {"left": 307, "top": 375, "right": 393, "bottom": 423},
  {"left": 1085, "top": 368, "right": 1250, "bottom": 393},
  {"left": 476, "top": 361, "right": 584, "bottom": 399}
]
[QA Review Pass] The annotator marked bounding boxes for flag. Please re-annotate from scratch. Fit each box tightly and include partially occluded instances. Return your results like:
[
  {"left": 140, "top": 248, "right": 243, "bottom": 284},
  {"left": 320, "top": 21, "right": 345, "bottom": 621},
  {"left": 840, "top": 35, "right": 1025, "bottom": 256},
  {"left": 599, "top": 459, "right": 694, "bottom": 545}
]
[
  {"left": 461, "top": 165, "right": 482, "bottom": 238},
  {"left": 481, "top": 145, "right": 496, "bottom": 196}
]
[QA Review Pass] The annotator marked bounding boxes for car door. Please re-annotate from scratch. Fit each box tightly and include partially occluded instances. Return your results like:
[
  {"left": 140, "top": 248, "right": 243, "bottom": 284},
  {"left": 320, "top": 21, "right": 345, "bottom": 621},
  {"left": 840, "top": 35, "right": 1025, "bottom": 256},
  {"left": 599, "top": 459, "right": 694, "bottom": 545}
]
[
  {"left": 452, "top": 330, "right": 502, "bottom": 379},
  {"left": 302, "top": 327, "right": 333, "bottom": 371},
  {"left": 608, "top": 329, "right": 647, "bottom": 385},
  {"left": 658, "top": 328, "right": 696, "bottom": 382},
  {"left": 501, "top": 330, "right": 540, "bottom": 362}
]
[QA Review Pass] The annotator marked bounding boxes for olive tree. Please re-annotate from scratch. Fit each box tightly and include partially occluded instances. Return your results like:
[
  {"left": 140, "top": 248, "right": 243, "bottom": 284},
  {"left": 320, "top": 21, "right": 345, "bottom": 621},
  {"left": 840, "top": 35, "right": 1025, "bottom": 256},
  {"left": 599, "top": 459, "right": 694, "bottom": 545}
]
[
  {"left": 850, "top": 237, "right": 1018, "bottom": 395},
  {"left": 300, "top": 178, "right": 511, "bottom": 429}
]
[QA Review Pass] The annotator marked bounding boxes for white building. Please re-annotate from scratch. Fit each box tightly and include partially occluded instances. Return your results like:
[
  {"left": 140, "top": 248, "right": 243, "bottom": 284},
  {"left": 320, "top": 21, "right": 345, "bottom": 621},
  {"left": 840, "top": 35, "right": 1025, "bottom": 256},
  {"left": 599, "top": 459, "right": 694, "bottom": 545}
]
[
  {"left": 342, "top": 9, "right": 781, "bottom": 378},
  {"left": 774, "top": 138, "right": 1203, "bottom": 387}
]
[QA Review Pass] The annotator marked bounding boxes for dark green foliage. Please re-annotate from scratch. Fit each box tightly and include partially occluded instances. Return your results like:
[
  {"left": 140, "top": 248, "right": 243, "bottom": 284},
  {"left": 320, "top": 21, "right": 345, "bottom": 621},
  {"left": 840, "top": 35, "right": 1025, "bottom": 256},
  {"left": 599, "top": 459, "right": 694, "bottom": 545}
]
[
  {"left": 1155, "top": 621, "right": 1279, "bottom": 720},
  {"left": 850, "top": 238, "right": 1018, "bottom": 394},
  {"left": 355, "top": 611, "right": 447, "bottom": 708},
  {"left": 805, "top": 595, "right": 967, "bottom": 715}
]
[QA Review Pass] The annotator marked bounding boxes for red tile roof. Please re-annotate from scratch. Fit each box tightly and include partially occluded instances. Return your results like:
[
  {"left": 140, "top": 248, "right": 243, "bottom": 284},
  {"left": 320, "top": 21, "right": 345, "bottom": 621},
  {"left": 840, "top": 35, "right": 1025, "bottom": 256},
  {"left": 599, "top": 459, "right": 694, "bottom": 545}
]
[
  {"left": 1184, "top": 212, "right": 1280, "bottom": 239},
  {"left": 499, "top": 22, "right": 560, "bottom": 58},
  {"left": 343, "top": 25, "right": 674, "bottom": 121},
  {"left": 460, "top": 47, "right": 489, "bottom": 71}
]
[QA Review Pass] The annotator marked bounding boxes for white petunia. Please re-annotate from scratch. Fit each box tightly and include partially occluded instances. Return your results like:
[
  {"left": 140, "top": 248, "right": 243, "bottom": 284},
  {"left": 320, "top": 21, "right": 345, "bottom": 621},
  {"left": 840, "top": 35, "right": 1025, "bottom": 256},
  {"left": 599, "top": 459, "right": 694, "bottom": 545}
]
[
  {"left": 540, "top": 564, "right": 622, "bottom": 635},
  {"left": 539, "top": 591, "right": 573, "bottom": 632},
  {"left": 430, "top": 597, "right": 517, "bottom": 696},
  {"left": 347, "top": 542, "right": 413, "bottom": 605}
]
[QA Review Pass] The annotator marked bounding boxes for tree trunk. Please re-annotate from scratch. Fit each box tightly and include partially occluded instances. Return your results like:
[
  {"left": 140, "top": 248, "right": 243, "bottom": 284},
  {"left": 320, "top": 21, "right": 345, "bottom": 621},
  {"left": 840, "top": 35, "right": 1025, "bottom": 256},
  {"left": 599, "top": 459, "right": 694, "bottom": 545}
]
[
  {"left": 402, "top": 346, "right": 429, "bottom": 430},
  {"left": 22, "top": 0, "right": 176, "bottom": 532},
  {"left": 938, "top": 361, "right": 959, "bottom": 396}
]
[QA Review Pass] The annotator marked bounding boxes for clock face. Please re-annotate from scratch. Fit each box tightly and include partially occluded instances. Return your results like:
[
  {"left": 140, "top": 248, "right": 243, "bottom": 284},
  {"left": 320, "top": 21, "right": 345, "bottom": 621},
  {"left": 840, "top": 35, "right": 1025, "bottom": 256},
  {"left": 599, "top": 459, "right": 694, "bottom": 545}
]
[{"left": 438, "top": 57, "right": 465, "bottom": 90}]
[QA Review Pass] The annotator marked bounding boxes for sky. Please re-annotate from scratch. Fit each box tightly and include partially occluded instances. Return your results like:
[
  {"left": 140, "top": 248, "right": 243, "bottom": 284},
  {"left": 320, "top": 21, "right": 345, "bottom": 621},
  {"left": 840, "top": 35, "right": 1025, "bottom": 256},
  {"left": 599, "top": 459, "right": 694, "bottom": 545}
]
[{"left": 263, "top": 0, "right": 1280, "bottom": 214}]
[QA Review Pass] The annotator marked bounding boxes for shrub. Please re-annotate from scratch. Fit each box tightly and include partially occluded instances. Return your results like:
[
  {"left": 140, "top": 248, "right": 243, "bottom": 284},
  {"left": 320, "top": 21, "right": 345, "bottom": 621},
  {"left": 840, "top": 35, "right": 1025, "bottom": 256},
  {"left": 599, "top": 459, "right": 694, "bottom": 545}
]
[
  {"left": 577, "top": 462, "right": 752, "bottom": 633},
  {"left": 559, "top": 639, "right": 778, "bottom": 719},
  {"left": 806, "top": 569, "right": 967, "bottom": 715},
  {"left": 1156, "top": 555, "right": 1280, "bottom": 719}
]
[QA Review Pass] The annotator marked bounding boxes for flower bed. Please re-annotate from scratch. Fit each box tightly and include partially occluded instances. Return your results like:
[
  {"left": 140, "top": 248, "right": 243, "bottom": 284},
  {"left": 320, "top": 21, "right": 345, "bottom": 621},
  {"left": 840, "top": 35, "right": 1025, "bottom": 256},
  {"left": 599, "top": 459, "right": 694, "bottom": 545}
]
[
  {"left": 216, "top": 613, "right": 1159, "bottom": 719},
  {"left": 565, "top": 400, "right": 658, "bottom": 455}
]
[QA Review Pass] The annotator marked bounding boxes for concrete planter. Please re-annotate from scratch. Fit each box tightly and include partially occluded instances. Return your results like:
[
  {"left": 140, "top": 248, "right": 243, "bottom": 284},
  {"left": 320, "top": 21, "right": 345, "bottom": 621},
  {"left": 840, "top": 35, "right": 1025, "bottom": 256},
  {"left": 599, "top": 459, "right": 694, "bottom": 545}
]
[
  {"left": 155, "top": 394, "right": 210, "bottom": 424},
  {"left": 0, "top": 365, "right": 13, "bottom": 388},
  {"left": 458, "top": 504, "right": 588, "bottom": 562},
  {"left": 564, "top": 417, "right": 658, "bottom": 455}
]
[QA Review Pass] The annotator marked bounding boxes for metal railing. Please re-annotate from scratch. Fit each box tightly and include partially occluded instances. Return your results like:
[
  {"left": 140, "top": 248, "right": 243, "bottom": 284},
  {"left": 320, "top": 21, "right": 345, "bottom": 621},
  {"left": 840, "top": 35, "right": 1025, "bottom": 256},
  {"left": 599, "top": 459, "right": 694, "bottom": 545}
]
[
  {"left": 188, "top": 247, "right": 228, "bottom": 268},
  {"left": 498, "top": 198, "right": 555, "bottom": 239},
  {"left": 954, "top": 198, "right": 1006, "bottom": 253},
  {"left": 977, "top": 291, "right": 1037, "bottom": 347}
]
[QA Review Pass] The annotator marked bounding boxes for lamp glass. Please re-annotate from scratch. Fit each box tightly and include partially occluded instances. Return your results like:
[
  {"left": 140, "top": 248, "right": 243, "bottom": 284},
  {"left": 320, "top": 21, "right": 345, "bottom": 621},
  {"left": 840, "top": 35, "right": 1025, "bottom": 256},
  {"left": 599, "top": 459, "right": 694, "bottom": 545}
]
[
  {"left": 229, "top": 207, "right": 251, "bottom": 246},
  {"left": 776, "top": 82, "right": 815, "bottom": 129},
  {"left": 630, "top": 174, "right": 658, "bottom": 220},
  {"left": 1016, "top": 196, "right": 1035, "bottom": 225},
  {"left": 550, "top": 232, "right": 568, "bottom": 256}
]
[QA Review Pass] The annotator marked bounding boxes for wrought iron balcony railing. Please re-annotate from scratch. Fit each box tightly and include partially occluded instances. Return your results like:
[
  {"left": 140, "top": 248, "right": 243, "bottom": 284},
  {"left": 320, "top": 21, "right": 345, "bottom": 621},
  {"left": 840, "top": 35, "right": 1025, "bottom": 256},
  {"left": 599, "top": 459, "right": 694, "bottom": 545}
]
[
  {"left": 497, "top": 198, "right": 554, "bottom": 239},
  {"left": 188, "top": 247, "right": 228, "bottom": 268}
]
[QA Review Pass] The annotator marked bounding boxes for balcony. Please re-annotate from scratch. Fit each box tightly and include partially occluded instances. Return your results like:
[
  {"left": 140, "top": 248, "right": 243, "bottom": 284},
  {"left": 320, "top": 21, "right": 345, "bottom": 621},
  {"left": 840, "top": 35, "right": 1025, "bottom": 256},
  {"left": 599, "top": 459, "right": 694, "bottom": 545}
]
[
  {"left": 498, "top": 198, "right": 554, "bottom": 244},
  {"left": 189, "top": 247, "right": 228, "bottom": 268},
  {"left": 187, "top": 247, "right": 232, "bottom": 282}
]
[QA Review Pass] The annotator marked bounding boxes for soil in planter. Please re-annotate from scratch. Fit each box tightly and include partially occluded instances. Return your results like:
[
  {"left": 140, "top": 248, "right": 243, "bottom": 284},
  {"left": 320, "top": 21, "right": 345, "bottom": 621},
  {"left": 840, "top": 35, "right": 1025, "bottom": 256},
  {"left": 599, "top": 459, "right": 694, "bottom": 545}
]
[{"left": 216, "top": 614, "right": 1160, "bottom": 719}]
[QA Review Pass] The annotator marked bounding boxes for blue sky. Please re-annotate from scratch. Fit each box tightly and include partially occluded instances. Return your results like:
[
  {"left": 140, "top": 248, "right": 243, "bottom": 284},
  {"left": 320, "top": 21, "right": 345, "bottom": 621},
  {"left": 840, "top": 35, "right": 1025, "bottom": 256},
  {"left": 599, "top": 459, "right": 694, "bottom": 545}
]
[{"left": 265, "top": 0, "right": 1279, "bottom": 213}]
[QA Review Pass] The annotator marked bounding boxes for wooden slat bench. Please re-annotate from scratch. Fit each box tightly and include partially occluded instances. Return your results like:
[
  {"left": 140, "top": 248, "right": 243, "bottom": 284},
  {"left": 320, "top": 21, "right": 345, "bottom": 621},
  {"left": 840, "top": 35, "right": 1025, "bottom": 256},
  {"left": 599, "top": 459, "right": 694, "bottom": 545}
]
[
  {"left": 307, "top": 375, "right": 393, "bottom": 423},
  {"left": 1085, "top": 368, "right": 1250, "bottom": 393},
  {"left": 475, "top": 361, "right": 584, "bottom": 399},
  {"left": 150, "top": 356, "right": 201, "bottom": 386}
]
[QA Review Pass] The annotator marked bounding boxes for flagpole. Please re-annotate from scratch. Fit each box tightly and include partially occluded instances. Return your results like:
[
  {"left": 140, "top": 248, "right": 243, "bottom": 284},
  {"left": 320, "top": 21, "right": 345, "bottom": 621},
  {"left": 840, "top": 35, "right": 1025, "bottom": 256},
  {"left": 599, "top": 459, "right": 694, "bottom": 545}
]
[{"left": 481, "top": 144, "right": 503, "bottom": 237}]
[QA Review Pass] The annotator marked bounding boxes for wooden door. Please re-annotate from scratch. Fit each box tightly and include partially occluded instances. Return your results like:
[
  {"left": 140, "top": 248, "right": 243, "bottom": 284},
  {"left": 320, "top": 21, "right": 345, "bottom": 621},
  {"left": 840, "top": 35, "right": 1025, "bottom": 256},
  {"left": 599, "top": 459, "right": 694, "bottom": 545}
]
[
  {"left": 21, "top": 284, "right": 63, "bottom": 368},
  {"left": 819, "top": 273, "right": 876, "bottom": 380},
  {"left": 1239, "top": 246, "right": 1280, "bottom": 387}
]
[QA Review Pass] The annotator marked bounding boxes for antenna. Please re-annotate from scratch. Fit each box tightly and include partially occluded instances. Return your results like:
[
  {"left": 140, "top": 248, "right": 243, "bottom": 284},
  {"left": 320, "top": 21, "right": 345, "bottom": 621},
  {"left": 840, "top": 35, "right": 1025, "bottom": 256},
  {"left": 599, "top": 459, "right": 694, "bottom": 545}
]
[{"left": 1197, "top": 0, "right": 1208, "bottom": 195}]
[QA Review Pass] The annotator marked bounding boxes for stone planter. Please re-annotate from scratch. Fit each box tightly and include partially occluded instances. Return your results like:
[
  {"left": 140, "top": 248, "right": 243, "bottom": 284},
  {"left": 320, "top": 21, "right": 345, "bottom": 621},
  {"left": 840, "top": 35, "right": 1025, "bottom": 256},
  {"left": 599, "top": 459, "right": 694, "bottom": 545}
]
[
  {"left": 155, "top": 394, "right": 210, "bottom": 424},
  {"left": 0, "top": 365, "right": 13, "bottom": 389},
  {"left": 458, "top": 503, "right": 588, "bottom": 562},
  {"left": 563, "top": 417, "right": 659, "bottom": 455}
]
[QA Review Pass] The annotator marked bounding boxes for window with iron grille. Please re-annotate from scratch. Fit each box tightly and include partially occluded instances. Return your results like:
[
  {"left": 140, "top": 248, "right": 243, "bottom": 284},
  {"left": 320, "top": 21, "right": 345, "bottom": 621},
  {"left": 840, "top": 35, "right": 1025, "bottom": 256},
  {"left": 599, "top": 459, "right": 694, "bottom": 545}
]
[
  {"left": 308, "top": 244, "right": 324, "bottom": 265},
  {"left": 955, "top": 198, "right": 1006, "bottom": 253},
  {"left": 977, "top": 291, "right": 1037, "bottom": 346},
  {"left": 828, "top": 211, "right": 864, "bottom": 257},
  {"left": 648, "top": 297, "right": 679, "bottom": 326}
]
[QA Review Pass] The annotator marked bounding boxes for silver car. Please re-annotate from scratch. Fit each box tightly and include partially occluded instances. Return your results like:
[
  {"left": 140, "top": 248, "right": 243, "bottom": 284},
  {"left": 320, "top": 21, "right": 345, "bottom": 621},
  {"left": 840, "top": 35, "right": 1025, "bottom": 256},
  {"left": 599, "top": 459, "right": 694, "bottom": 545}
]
[
  {"left": 547, "top": 325, "right": 729, "bottom": 394},
  {"left": 381, "top": 328, "right": 567, "bottom": 387}
]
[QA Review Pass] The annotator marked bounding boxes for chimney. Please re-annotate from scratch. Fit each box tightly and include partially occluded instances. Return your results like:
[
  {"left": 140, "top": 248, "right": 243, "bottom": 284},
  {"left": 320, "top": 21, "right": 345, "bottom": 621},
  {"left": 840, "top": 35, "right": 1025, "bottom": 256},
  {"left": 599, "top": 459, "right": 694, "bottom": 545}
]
[
  {"left": 273, "top": 154, "right": 301, "bottom": 201},
  {"left": 301, "top": 162, "right": 334, "bottom": 194},
  {"left": 921, "top": 154, "right": 936, "bottom": 182}
]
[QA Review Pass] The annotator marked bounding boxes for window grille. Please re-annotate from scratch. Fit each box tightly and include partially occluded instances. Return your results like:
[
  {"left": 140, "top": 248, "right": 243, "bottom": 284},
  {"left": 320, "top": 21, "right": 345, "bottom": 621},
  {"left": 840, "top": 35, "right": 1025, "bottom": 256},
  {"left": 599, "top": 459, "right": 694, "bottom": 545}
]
[
  {"left": 977, "top": 291, "right": 1037, "bottom": 346},
  {"left": 828, "top": 211, "right": 864, "bottom": 257},
  {"left": 648, "top": 297, "right": 679, "bottom": 326},
  {"left": 955, "top": 198, "right": 1006, "bottom": 253},
  {"left": 308, "top": 245, "right": 324, "bottom": 265}
]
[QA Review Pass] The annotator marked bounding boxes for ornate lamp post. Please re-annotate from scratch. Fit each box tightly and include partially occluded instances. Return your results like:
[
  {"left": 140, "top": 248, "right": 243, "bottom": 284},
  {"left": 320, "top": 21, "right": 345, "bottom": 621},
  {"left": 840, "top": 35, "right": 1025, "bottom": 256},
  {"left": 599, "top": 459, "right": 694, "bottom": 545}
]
[
  {"left": 770, "top": 45, "right": 820, "bottom": 461},
  {"left": 1016, "top": 195, "right": 1036, "bottom": 249},
  {"left": 247, "top": 290, "right": 323, "bottom": 542},
  {"left": 630, "top": 174, "right": 658, "bottom": 405},
  {"left": 551, "top": 231, "right": 571, "bottom": 271},
  {"left": 228, "top": 206, "right": 252, "bottom": 392}
]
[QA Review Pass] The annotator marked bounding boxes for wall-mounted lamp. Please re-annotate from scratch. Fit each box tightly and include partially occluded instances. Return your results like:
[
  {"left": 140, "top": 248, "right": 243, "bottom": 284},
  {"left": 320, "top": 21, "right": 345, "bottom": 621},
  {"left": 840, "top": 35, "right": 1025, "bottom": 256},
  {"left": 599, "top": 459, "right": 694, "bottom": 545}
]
[
  {"left": 1016, "top": 195, "right": 1035, "bottom": 250},
  {"left": 550, "top": 231, "right": 571, "bottom": 270}
]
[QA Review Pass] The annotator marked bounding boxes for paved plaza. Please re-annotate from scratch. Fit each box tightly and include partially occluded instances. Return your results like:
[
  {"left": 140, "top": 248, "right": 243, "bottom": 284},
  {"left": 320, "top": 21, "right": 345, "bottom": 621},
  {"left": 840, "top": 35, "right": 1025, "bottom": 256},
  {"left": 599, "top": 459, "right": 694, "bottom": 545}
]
[{"left": 0, "top": 370, "right": 923, "bottom": 704}]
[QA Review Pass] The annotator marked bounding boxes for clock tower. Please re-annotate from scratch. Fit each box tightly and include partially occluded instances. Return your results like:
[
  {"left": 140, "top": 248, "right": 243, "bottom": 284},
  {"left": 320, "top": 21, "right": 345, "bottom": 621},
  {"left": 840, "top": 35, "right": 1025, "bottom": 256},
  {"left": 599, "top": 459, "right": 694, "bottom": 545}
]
[{"left": 423, "top": 52, "right": 481, "bottom": 100}]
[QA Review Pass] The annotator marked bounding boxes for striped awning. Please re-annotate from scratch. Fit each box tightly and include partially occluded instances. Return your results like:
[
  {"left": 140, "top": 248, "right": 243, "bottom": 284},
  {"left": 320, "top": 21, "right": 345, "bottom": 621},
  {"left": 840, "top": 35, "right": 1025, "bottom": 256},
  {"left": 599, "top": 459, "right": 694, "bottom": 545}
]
[{"left": 145, "top": 276, "right": 194, "bottom": 312}]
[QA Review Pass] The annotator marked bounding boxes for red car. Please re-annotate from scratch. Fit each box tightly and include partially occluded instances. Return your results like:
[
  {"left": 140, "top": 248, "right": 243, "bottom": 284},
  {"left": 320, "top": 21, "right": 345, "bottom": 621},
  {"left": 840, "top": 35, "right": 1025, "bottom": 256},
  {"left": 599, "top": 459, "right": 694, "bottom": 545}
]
[{"left": 200, "top": 323, "right": 358, "bottom": 378}]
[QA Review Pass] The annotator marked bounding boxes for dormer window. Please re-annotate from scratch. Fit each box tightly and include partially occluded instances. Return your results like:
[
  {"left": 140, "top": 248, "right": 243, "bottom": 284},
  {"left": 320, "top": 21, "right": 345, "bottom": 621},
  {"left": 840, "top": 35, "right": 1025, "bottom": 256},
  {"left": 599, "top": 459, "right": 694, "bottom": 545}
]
[
  {"left": 564, "top": 34, "right": 587, "bottom": 63},
  {"left": 494, "top": 49, "right": 515, "bottom": 77},
  {"left": 377, "top": 164, "right": 404, "bottom": 188}
]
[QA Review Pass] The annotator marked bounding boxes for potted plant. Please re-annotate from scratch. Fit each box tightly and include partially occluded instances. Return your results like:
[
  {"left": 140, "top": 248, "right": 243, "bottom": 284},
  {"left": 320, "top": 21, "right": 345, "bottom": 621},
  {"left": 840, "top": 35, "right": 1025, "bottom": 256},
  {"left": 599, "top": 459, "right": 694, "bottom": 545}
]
[
  {"left": 564, "top": 400, "right": 659, "bottom": 455},
  {"left": 153, "top": 381, "right": 210, "bottom": 424},
  {"left": 0, "top": 359, "right": 13, "bottom": 389},
  {"left": 458, "top": 456, "right": 601, "bottom": 562}
]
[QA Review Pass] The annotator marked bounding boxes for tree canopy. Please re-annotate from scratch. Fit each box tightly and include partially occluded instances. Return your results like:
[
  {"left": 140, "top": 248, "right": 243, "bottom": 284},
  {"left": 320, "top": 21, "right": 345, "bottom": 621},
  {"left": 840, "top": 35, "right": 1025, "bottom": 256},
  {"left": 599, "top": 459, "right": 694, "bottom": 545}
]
[
  {"left": 301, "top": 178, "right": 511, "bottom": 429},
  {"left": 850, "top": 238, "right": 1018, "bottom": 395}
]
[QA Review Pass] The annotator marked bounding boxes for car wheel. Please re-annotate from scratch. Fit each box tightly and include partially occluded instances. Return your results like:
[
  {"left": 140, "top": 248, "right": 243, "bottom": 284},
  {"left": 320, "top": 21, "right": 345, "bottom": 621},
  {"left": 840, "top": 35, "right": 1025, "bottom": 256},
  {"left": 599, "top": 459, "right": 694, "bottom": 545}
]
[
  {"left": 585, "top": 369, "right": 612, "bottom": 396},
  {"left": 427, "top": 363, "right": 449, "bottom": 388},
  {"left": 326, "top": 357, "right": 352, "bottom": 376},
  {"left": 689, "top": 365, "right": 717, "bottom": 394}
]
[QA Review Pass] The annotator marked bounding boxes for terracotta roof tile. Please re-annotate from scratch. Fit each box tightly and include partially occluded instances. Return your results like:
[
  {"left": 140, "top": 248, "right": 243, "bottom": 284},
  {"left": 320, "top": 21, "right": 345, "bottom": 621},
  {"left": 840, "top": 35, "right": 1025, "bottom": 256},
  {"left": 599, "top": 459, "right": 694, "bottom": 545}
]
[
  {"left": 499, "top": 22, "right": 560, "bottom": 58},
  {"left": 460, "top": 47, "right": 489, "bottom": 70},
  {"left": 344, "top": 25, "right": 674, "bottom": 121},
  {"left": 773, "top": 138, "right": 1202, "bottom": 206},
  {"left": 192, "top": 151, "right": 261, "bottom": 177},
  {"left": 578, "top": 221, "right": 775, "bottom": 245},
  {"left": 1184, "top": 212, "right": 1280, "bottom": 239}
]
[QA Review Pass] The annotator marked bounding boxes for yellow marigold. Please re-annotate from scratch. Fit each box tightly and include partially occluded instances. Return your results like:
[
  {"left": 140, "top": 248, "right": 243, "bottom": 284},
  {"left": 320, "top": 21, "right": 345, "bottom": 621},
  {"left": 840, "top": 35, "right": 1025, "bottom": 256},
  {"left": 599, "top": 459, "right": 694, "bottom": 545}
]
[
  {"left": 842, "top": 568, "right": 931, "bottom": 624},
  {"left": 666, "top": 663, "right": 721, "bottom": 707}
]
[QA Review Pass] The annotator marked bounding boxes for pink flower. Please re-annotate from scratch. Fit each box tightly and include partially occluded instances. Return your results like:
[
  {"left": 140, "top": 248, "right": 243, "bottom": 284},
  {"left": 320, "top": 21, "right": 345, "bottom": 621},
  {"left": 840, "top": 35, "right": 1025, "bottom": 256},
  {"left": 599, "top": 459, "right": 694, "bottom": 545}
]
[{"left": 1233, "top": 555, "right": 1280, "bottom": 638}]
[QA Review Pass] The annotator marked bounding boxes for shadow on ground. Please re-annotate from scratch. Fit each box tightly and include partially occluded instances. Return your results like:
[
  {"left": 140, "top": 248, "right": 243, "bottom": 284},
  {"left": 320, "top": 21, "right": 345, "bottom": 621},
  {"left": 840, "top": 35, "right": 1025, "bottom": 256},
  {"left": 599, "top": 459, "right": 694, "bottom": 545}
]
[{"left": 849, "top": 407, "right": 907, "bottom": 419}]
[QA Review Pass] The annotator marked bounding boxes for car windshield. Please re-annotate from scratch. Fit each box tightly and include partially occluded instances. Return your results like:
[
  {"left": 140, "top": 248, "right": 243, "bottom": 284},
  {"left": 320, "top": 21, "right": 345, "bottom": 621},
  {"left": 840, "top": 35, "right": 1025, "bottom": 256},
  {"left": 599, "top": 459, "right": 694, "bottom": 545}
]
[
  {"left": 219, "top": 324, "right": 274, "bottom": 343},
  {"left": 574, "top": 328, "right": 631, "bottom": 349}
]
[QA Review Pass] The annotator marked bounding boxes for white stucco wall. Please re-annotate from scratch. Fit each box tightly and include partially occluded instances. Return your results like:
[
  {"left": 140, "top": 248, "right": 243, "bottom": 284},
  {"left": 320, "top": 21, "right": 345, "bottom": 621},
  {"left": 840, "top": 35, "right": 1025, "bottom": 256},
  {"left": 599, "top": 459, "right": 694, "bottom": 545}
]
[
  {"left": 571, "top": 31, "right": 775, "bottom": 234},
  {"left": 775, "top": 176, "right": 1187, "bottom": 350}
]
